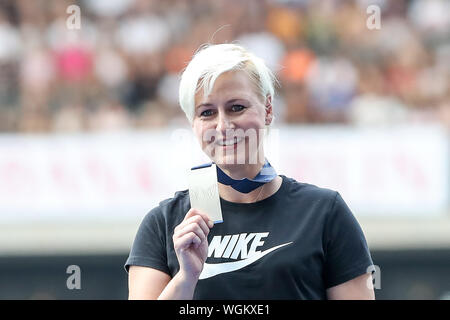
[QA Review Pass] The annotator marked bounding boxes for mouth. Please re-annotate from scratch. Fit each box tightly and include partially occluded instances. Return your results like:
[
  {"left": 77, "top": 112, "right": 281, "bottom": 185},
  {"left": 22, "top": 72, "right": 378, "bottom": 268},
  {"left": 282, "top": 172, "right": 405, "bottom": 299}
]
[{"left": 216, "top": 136, "right": 244, "bottom": 147}]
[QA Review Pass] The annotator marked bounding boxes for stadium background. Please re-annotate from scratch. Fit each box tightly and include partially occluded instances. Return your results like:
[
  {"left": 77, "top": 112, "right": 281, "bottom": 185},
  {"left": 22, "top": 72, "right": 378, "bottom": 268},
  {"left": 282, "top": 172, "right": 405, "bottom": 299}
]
[{"left": 0, "top": 0, "right": 449, "bottom": 299}]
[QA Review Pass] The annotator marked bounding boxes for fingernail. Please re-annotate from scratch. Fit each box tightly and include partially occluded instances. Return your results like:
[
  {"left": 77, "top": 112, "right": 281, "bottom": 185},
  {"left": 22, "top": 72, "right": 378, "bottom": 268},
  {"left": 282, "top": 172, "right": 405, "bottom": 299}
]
[{"left": 208, "top": 220, "right": 214, "bottom": 228}]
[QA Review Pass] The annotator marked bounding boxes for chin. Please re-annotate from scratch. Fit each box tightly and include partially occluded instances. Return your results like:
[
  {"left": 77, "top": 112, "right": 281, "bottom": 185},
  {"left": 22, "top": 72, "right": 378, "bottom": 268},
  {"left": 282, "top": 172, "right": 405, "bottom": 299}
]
[
  {"left": 205, "top": 140, "right": 262, "bottom": 165},
  {"left": 214, "top": 152, "right": 262, "bottom": 166},
  {"left": 212, "top": 154, "right": 240, "bottom": 166}
]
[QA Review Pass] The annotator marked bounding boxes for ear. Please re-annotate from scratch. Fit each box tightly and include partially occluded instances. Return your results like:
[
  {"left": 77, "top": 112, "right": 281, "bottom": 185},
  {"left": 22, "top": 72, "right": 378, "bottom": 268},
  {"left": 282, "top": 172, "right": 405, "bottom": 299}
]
[{"left": 265, "top": 95, "right": 273, "bottom": 126}]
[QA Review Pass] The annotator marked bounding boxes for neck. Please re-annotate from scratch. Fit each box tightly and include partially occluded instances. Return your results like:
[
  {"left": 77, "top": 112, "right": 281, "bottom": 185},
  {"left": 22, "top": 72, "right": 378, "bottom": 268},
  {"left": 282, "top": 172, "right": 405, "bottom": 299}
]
[
  {"left": 215, "top": 156, "right": 281, "bottom": 204},
  {"left": 218, "top": 175, "right": 282, "bottom": 204},
  {"left": 218, "top": 161, "right": 264, "bottom": 180}
]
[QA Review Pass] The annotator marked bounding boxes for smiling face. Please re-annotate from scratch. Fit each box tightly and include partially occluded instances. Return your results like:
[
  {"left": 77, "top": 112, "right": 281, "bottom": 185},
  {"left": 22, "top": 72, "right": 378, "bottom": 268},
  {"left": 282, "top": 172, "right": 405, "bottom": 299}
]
[{"left": 192, "top": 70, "right": 272, "bottom": 167}]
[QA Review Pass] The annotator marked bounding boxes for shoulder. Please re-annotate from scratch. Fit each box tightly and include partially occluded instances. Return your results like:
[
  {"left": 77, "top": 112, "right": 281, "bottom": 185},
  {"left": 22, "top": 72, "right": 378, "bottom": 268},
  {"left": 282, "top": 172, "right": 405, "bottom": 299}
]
[
  {"left": 281, "top": 175, "right": 338, "bottom": 204},
  {"left": 143, "top": 189, "right": 190, "bottom": 226},
  {"left": 158, "top": 189, "right": 190, "bottom": 211},
  {"left": 279, "top": 175, "right": 344, "bottom": 224}
]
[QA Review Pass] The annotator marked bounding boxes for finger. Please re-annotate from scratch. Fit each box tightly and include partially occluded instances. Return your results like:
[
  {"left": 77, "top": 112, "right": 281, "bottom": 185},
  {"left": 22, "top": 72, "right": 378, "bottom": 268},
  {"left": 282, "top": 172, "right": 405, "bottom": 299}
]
[
  {"left": 174, "top": 214, "right": 211, "bottom": 237},
  {"left": 182, "top": 215, "right": 210, "bottom": 237},
  {"left": 175, "top": 215, "right": 212, "bottom": 237},
  {"left": 184, "top": 208, "right": 214, "bottom": 227},
  {"left": 179, "top": 222, "right": 207, "bottom": 243},
  {"left": 174, "top": 219, "right": 208, "bottom": 245},
  {"left": 174, "top": 232, "right": 201, "bottom": 251}
]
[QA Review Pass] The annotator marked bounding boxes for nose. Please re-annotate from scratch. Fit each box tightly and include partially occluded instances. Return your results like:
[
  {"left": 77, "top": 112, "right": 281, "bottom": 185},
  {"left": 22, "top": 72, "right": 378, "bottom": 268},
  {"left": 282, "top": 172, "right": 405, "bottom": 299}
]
[{"left": 215, "top": 110, "right": 234, "bottom": 133}]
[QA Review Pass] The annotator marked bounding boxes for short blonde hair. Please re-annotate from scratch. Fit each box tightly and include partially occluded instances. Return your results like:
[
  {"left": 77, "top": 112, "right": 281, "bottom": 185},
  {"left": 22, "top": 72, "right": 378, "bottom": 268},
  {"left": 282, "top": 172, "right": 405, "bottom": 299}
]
[{"left": 179, "top": 43, "right": 278, "bottom": 124}]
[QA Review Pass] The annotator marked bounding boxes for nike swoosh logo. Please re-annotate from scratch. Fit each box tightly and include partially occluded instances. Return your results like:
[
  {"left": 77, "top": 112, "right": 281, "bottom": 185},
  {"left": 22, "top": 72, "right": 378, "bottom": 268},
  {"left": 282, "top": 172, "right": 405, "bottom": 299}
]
[{"left": 199, "top": 242, "right": 293, "bottom": 280}]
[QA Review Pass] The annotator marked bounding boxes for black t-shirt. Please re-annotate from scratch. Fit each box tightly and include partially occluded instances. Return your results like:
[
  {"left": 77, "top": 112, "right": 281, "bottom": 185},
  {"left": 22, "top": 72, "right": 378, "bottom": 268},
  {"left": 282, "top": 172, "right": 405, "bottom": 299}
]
[{"left": 124, "top": 175, "right": 374, "bottom": 299}]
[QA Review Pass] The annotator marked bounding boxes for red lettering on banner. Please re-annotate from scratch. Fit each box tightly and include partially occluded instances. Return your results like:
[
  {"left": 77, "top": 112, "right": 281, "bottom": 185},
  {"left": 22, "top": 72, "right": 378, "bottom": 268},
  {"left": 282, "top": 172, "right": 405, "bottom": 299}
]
[
  {"left": 362, "top": 153, "right": 386, "bottom": 192},
  {"left": 85, "top": 158, "right": 119, "bottom": 194},
  {"left": 135, "top": 159, "right": 153, "bottom": 193},
  {"left": 393, "top": 152, "right": 427, "bottom": 191},
  {"left": 0, "top": 160, "right": 35, "bottom": 195},
  {"left": 291, "top": 153, "right": 348, "bottom": 192},
  {"left": 319, "top": 153, "right": 347, "bottom": 191},
  {"left": 50, "top": 161, "right": 80, "bottom": 194},
  {"left": 292, "top": 155, "right": 312, "bottom": 182}
]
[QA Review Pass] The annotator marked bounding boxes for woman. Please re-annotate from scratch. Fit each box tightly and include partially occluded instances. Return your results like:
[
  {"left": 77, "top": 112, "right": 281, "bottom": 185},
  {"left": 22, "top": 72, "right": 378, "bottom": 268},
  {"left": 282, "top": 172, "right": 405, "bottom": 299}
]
[{"left": 125, "top": 43, "right": 375, "bottom": 299}]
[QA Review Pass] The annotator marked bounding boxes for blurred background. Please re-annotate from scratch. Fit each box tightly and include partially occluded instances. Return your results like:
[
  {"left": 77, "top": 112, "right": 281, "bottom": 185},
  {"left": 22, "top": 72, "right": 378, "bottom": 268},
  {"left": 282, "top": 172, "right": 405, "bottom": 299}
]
[{"left": 0, "top": 0, "right": 449, "bottom": 299}]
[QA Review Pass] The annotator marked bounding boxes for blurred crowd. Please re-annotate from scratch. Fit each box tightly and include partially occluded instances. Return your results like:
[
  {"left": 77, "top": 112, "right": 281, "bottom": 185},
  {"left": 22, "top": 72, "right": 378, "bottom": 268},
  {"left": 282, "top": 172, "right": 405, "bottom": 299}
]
[{"left": 0, "top": 0, "right": 449, "bottom": 133}]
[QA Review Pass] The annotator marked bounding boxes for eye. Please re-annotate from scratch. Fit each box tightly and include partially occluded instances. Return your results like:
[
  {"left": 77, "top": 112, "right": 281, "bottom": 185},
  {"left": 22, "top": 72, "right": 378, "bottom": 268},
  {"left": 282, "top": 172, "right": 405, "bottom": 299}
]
[
  {"left": 231, "top": 104, "right": 246, "bottom": 112},
  {"left": 200, "top": 109, "right": 214, "bottom": 117}
]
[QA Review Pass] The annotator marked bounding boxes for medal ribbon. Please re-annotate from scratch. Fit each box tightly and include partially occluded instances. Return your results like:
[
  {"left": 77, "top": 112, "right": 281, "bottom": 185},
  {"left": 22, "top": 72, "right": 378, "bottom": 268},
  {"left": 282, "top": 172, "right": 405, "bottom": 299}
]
[{"left": 191, "top": 158, "right": 277, "bottom": 193}]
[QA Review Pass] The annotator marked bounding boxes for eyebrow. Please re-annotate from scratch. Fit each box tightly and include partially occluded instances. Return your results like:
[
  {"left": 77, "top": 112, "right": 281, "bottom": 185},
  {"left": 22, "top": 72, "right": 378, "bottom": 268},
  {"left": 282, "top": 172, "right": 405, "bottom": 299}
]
[
  {"left": 196, "top": 103, "right": 214, "bottom": 110},
  {"left": 196, "top": 99, "right": 248, "bottom": 110}
]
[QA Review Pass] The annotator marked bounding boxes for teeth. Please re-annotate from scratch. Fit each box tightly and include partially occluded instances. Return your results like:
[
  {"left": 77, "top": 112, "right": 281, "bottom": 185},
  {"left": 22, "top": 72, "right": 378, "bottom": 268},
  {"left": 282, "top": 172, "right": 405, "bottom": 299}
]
[
  {"left": 217, "top": 137, "right": 242, "bottom": 146},
  {"left": 218, "top": 139, "right": 235, "bottom": 146}
]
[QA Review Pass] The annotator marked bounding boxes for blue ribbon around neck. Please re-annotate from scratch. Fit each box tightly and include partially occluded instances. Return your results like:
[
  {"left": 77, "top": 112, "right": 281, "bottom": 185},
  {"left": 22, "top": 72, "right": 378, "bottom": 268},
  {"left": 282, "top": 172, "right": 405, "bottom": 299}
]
[{"left": 191, "top": 158, "right": 278, "bottom": 193}]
